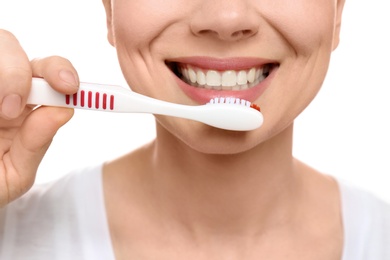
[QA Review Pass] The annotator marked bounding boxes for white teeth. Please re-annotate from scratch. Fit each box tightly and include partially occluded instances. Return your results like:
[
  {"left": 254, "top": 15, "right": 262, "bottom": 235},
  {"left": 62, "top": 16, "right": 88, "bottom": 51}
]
[
  {"left": 222, "top": 71, "right": 237, "bottom": 87},
  {"left": 188, "top": 69, "right": 197, "bottom": 83},
  {"left": 206, "top": 70, "right": 221, "bottom": 87},
  {"left": 197, "top": 70, "right": 206, "bottom": 85},
  {"left": 237, "top": 70, "right": 247, "bottom": 85},
  {"left": 247, "top": 68, "right": 256, "bottom": 83},
  {"left": 180, "top": 65, "right": 268, "bottom": 91}
]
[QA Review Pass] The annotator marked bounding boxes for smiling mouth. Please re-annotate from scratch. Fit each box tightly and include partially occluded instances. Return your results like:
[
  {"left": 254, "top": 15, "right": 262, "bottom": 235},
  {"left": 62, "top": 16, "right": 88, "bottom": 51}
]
[{"left": 167, "top": 62, "right": 277, "bottom": 91}]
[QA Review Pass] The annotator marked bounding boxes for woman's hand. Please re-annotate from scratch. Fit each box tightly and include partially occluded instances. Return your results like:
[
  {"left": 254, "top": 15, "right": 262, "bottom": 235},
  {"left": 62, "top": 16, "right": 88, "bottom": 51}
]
[{"left": 0, "top": 29, "right": 79, "bottom": 207}]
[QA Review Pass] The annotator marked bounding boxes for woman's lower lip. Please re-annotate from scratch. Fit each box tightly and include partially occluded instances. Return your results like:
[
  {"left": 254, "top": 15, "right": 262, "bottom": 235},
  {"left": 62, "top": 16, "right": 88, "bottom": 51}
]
[{"left": 173, "top": 68, "right": 276, "bottom": 105}]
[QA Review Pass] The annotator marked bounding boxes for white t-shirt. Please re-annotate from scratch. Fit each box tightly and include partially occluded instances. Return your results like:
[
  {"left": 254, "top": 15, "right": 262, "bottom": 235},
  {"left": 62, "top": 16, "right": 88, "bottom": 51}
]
[{"left": 0, "top": 164, "right": 389, "bottom": 260}]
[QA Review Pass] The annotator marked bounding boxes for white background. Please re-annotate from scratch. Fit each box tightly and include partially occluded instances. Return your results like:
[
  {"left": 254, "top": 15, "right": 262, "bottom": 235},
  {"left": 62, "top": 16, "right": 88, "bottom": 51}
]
[{"left": 0, "top": 0, "right": 389, "bottom": 202}]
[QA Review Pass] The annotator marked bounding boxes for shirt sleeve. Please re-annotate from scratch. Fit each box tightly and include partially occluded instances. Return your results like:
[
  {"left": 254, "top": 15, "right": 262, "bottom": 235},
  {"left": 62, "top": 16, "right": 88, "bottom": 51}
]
[
  {"left": 339, "top": 180, "right": 390, "bottom": 260},
  {"left": 0, "top": 164, "right": 115, "bottom": 260}
]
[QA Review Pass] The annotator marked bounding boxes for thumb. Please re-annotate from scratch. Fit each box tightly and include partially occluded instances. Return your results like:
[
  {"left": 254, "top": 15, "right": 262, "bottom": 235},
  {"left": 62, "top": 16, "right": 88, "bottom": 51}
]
[{"left": 6, "top": 106, "right": 73, "bottom": 197}]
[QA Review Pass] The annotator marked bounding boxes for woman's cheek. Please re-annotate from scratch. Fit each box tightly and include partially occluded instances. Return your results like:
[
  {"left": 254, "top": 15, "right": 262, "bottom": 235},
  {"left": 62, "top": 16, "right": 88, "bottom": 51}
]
[{"left": 260, "top": 1, "right": 337, "bottom": 54}]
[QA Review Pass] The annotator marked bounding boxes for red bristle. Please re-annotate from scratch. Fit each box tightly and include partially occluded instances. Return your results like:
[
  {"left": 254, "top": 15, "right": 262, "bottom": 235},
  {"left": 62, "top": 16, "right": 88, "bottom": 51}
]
[{"left": 250, "top": 103, "right": 261, "bottom": 112}]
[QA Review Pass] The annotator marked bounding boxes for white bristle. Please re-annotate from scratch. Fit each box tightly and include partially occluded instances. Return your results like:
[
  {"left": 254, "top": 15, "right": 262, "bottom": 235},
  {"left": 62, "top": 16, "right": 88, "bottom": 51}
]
[{"left": 207, "top": 97, "right": 253, "bottom": 107}]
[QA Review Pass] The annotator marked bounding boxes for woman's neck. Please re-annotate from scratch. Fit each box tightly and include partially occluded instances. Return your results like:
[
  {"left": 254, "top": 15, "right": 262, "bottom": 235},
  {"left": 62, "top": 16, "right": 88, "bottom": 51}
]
[
  {"left": 146, "top": 123, "right": 302, "bottom": 238},
  {"left": 105, "top": 123, "right": 343, "bottom": 258}
]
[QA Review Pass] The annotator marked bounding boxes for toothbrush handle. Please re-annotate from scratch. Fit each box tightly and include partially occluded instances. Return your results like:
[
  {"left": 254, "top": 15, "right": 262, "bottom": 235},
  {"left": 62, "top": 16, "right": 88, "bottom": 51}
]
[
  {"left": 28, "top": 77, "right": 127, "bottom": 111},
  {"left": 28, "top": 78, "right": 205, "bottom": 114},
  {"left": 28, "top": 78, "right": 192, "bottom": 114}
]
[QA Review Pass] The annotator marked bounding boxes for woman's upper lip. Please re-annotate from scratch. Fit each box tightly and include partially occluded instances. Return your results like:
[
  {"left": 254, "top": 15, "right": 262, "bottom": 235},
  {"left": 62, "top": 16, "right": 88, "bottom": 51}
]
[{"left": 166, "top": 56, "right": 277, "bottom": 71}]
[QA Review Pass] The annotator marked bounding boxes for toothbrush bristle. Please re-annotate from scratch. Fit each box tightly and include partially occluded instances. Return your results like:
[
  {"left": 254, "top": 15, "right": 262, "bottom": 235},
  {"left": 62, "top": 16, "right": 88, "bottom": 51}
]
[
  {"left": 207, "top": 97, "right": 261, "bottom": 112},
  {"left": 250, "top": 103, "right": 261, "bottom": 112}
]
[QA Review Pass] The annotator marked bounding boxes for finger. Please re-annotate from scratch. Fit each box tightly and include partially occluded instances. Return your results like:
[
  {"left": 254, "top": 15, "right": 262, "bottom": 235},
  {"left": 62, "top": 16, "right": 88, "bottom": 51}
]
[
  {"left": 3, "top": 106, "right": 74, "bottom": 202},
  {"left": 0, "top": 29, "right": 32, "bottom": 119},
  {"left": 31, "top": 56, "right": 79, "bottom": 94}
]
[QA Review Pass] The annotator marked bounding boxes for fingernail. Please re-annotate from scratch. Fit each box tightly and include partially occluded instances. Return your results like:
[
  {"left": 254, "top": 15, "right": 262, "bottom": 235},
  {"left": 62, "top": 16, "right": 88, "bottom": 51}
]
[
  {"left": 2, "top": 94, "right": 22, "bottom": 119},
  {"left": 59, "top": 70, "right": 78, "bottom": 88}
]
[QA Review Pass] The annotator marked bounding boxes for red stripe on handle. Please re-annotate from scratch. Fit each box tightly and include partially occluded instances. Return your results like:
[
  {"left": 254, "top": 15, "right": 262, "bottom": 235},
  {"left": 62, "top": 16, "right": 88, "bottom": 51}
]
[
  {"left": 110, "top": 95, "right": 114, "bottom": 110},
  {"left": 95, "top": 92, "right": 100, "bottom": 109},
  {"left": 80, "top": 91, "right": 85, "bottom": 107},
  {"left": 73, "top": 93, "right": 78, "bottom": 106},
  {"left": 88, "top": 91, "right": 92, "bottom": 108},
  {"left": 103, "top": 94, "right": 107, "bottom": 109}
]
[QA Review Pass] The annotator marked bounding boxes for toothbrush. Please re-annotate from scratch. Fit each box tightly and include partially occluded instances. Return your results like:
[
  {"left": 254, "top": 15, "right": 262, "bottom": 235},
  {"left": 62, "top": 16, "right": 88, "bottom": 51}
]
[{"left": 27, "top": 78, "right": 264, "bottom": 131}]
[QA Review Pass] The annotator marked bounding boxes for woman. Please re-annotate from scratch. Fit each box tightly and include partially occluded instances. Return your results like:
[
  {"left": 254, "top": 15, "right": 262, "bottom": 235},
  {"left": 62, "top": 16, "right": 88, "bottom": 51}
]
[{"left": 1, "top": 0, "right": 389, "bottom": 259}]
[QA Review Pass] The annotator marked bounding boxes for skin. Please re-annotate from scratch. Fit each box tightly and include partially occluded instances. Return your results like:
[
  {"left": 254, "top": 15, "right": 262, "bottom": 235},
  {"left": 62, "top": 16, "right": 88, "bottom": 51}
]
[
  {"left": 102, "top": 0, "right": 346, "bottom": 258},
  {"left": 0, "top": 0, "right": 345, "bottom": 259}
]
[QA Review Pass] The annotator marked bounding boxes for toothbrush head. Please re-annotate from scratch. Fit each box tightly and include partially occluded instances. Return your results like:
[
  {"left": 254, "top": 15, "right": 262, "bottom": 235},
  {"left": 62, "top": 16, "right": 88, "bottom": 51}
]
[
  {"left": 205, "top": 97, "right": 263, "bottom": 131},
  {"left": 208, "top": 97, "right": 261, "bottom": 111}
]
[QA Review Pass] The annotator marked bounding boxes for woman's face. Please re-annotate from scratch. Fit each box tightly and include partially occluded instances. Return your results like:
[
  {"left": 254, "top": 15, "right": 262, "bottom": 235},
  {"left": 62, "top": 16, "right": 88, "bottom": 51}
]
[{"left": 103, "top": 0, "right": 345, "bottom": 154}]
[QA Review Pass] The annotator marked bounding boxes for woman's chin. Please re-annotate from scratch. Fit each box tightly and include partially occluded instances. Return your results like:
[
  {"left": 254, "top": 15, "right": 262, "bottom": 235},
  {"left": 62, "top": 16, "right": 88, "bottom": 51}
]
[{"left": 154, "top": 116, "right": 267, "bottom": 155}]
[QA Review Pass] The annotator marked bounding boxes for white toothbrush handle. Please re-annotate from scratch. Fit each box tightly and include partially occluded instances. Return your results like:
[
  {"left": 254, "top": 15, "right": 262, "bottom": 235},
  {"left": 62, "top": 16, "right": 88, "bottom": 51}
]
[
  {"left": 28, "top": 77, "right": 132, "bottom": 111},
  {"left": 28, "top": 78, "right": 263, "bottom": 131},
  {"left": 28, "top": 78, "right": 189, "bottom": 113}
]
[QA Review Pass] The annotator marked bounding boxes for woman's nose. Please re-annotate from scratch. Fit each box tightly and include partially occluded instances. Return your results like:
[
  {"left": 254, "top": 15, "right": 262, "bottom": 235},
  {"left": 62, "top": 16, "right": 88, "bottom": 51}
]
[{"left": 190, "top": 1, "right": 260, "bottom": 42}]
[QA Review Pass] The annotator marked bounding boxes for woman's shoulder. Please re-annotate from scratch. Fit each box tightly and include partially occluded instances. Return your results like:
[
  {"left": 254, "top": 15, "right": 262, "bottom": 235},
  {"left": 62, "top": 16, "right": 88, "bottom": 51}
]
[
  {"left": 1, "top": 163, "right": 105, "bottom": 227},
  {"left": 338, "top": 179, "right": 390, "bottom": 260},
  {"left": 0, "top": 163, "right": 114, "bottom": 259},
  {"left": 338, "top": 179, "right": 390, "bottom": 221},
  {"left": 16, "top": 163, "right": 104, "bottom": 207}
]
